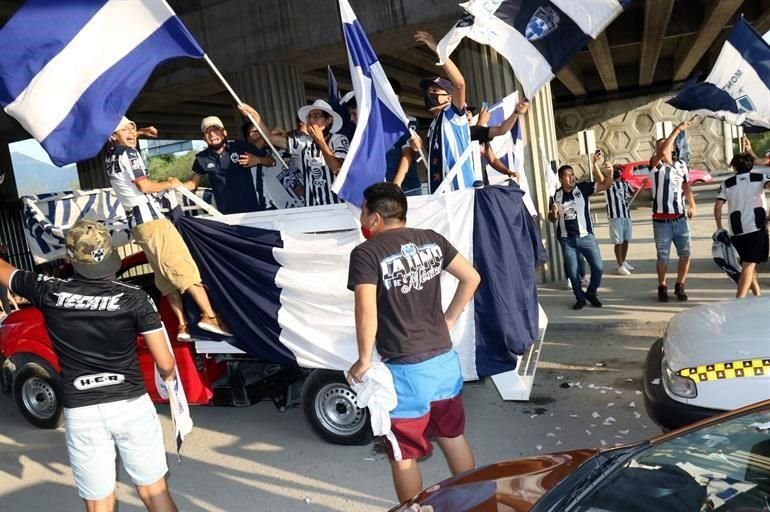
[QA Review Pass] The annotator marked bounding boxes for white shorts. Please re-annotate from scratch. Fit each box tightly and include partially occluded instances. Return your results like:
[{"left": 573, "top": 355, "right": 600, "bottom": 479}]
[{"left": 64, "top": 393, "right": 168, "bottom": 500}]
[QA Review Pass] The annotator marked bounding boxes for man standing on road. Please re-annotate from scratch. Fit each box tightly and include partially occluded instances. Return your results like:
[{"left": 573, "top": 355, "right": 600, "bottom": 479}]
[
  {"left": 649, "top": 121, "right": 696, "bottom": 302},
  {"left": 106, "top": 117, "right": 231, "bottom": 341},
  {"left": 714, "top": 152, "right": 770, "bottom": 298},
  {"left": 548, "top": 154, "right": 612, "bottom": 310},
  {"left": 594, "top": 160, "right": 637, "bottom": 275},
  {"left": 0, "top": 220, "right": 178, "bottom": 512},
  {"left": 347, "top": 183, "right": 480, "bottom": 502}
]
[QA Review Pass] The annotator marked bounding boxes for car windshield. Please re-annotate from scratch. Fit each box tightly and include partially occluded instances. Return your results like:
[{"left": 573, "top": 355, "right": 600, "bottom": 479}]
[{"left": 571, "top": 408, "right": 770, "bottom": 511}]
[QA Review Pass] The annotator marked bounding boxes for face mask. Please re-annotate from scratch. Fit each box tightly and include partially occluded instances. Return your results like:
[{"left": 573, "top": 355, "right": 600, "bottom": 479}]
[
  {"left": 424, "top": 93, "right": 441, "bottom": 110},
  {"left": 361, "top": 225, "right": 373, "bottom": 239}
]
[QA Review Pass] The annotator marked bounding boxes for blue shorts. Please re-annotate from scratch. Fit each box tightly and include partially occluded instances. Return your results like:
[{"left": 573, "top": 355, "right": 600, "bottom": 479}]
[
  {"left": 386, "top": 350, "right": 463, "bottom": 419},
  {"left": 608, "top": 217, "right": 632, "bottom": 244},
  {"left": 653, "top": 217, "right": 691, "bottom": 264}
]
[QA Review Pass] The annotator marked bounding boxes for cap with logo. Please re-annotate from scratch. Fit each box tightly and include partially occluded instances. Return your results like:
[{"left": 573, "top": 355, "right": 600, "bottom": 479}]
[
  {"left": 66, "top": 220, "right": 121, "bottom": 279},
  {"left": 418, "top": 76, "right": 454, "bottom": 94},
  {"left": 201, "top": 116, "right": 225, "bottom": 133},
  {"left": 114, "top": 116, "right": 136, "bottom": 133}
]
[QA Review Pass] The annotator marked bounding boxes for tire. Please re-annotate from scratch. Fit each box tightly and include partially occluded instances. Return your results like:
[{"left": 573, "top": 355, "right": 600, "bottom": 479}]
[
  {"left": 301, "top": 370, "right": 372, "bottom": 445},
  {"left": 13, "top": 362, "right": 63, "bottom": 429}
]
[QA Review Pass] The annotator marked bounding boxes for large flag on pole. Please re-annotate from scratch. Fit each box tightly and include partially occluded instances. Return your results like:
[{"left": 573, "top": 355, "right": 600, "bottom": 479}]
[
  {"left": 668, "top": 17, "right": 770, "bottom": 132},
  {"left": 436, "top": 0, "right": 629, "bottom": 99},
  {"left": 332, "top": 0, "right": 411, "bottom": 207},
  {"left": 0, "top": 0, "right": 204, "bottom": 166}
]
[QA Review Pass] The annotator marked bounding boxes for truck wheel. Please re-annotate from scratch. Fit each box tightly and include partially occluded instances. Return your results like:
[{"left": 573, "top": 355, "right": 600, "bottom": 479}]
[
  {"left": 13, "top": 363, "right": 63, "bottom": 429},
  {"left": 301, "top": 370, "right": 372, "bottom": 445}
]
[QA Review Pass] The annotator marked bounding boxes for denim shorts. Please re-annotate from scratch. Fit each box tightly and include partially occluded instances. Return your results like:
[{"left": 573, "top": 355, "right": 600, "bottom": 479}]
[
  {"left": 64, "top": 394, "right": 168, "bottom": 500},
  {"left": 652, "top": 217, "right": 691, "bottom": 264},
  {"left": 608, "top": 217, "right": 632, "bottom": 244}
]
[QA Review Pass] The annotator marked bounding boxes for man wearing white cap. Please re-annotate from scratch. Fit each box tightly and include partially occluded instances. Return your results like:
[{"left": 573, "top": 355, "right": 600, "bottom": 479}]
[
  {"left": 183, "top": 116, "right": 275, "bottom": 214},
  {"left": 238, "top": 99, "right": 349, "bottom": 206},
  {"left": 105, "top": 116, "right": 231, "bottom": 341}
]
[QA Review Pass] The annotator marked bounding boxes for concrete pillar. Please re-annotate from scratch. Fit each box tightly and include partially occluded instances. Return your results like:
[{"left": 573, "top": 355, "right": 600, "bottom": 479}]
[
  {"left": 457, "top": 41, "right": 563, "bottom": 283},
  {"left": 76, "top": 150, "right": 109, "bottom": 190},
  {"left": 0, "top": 143, "right": 19, "bottom": 202},
  {"left": 229, "top": 63, "right": 307, "bottom": 132}
]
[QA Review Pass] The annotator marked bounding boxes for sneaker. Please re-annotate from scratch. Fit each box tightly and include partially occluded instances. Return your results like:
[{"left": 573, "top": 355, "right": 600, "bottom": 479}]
[
  {"left": 623, "top": 261, "right": 635, "bottom": 271},
  {"left": 616, "top": 265, "right": 631, "bottom": 276},
  {"left": 198, "top": 314, "right": 233, "bottom": 336},
  {"left": 177, "top": 325, "right": 192, "bottom": 342},
  {"left": 674, "top": 283, "right": 688, "bottom": 302},
  {"left": 580, "top": 274, "right": 591, "bottom": 287},
  {"left": 572, "top": 299, "right": 586, "bottom": 310},
  {"left": 565, "top": 279, "right": 574, "bottom": 291},
  {"left": 585, "top": 294, "right": 603, "bottom": 307},
  {"left": 657, "top": 285, "right": 669, "bottom": 303}
]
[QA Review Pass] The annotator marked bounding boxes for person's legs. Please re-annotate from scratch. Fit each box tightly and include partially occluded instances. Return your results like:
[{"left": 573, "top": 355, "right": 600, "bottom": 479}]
[
  {"left": 578, "top": 235, "right": 604, "bottom": 305},
  {"left": 751, "top": 273, "right": 761, "bottom": 296},
  {"left": 436, "top": 434, "right": 474, "bottom": 475},
  {"left": 136, "top": 477, "right": 178, "bottom": 512},
  {"left": 620, "top": 241, "right": 629, "bottom": 264},
  {"left": 391, "top": 459, "right": 423, "bottom": 503},
  {"left": 560, "top": 238, "right": 584, "bottom": 303},
  {"left": 653, "top": 220, "right": 673, "bottom": 299},
  {"left": 164, "top": 290, "right": 185, "bottom": 326},
  {"left": 613, "top": 244, "right": 622, "bottom": 266},
  {"left": 737, "top": 262, "right": 758, "bottom": 298},
  {"left": 83, "top": 495, "right": 117, "bottom": 512},
  {"left": 672, "top": 218, "right": 692, "bottom": 300}
]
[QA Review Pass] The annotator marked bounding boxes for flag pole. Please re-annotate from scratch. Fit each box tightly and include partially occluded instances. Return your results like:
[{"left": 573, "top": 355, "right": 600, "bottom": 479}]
[
  {"left": 408, "top": 128, "right": 430, "bottom": 171},
  {"left": 202, "top": 54, "right": 289, "bottom": 170}
]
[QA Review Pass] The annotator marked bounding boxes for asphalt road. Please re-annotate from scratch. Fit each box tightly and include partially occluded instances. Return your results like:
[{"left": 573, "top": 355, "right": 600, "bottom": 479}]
[{"left": 0, "top": 325, "right": 663, "bottom": 512}]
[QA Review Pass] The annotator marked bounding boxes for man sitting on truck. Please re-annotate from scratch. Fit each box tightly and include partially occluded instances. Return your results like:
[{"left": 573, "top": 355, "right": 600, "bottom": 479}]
[{"left": 0, "top": 220, "right": 179, "bottom": 512}]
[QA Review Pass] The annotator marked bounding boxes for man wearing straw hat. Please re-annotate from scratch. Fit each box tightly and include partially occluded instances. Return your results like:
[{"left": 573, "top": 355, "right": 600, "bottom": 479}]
[
  {"left": 105, "top": 116, "right": 231, "bottom": 341},
  {"left": 238, "top": 99, "right": 349, "bottom": 206}
]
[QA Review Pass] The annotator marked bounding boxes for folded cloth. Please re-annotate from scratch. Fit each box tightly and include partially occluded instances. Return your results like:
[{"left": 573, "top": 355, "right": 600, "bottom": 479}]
[{"left": 347, "top": 363, "right": 401, "bottom": 460}]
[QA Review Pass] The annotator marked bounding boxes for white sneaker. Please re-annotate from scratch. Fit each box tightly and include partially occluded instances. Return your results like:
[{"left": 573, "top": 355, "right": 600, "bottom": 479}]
[
  {"left": 617, "top": 265, "right": 631, "bottom": 276},
  {"left": 565, "top": 279, "right": 573, "bottom": 290},
  {"left": 581, "top": 274, "right": 591, "bottom": 287},
  {"left": 623, "top": 261, "right": 635, "bottom": 271}
]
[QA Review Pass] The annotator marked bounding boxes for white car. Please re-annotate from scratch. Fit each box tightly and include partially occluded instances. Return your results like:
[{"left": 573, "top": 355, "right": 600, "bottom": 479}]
[{"left": 643, "top": 297, "right": 770, "bottom": 430}]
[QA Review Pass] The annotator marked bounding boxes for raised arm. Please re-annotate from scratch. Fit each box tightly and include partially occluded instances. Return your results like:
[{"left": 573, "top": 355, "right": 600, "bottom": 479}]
[
  {"left": 415, "top": 31, "right": 466, "bottom": 111},
  {"left": 741, "top": 135, "right": 768, "bottom": 166},
  {"left": 238, "top": 103, "right": 288, "bottom": 149},
  {"left": 488, "top": 100, "right": 529, "bottom": 139},
  {"left": 650, "top": 121, "right": 689, "bottom": 168}
]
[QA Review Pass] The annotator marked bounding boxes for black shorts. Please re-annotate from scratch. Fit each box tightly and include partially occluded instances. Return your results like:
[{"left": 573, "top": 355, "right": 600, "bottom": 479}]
[{"left": 732, "top": 229, "right": 769, "bottom": 264}]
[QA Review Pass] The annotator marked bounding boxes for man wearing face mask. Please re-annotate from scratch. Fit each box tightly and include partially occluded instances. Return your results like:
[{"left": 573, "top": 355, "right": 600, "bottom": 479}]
[
  {"left": 347, "top": 182, "right": 481, "bottom": 502},
  {"left": 414, "top": 31, "right": 473, "bottom": 193}
]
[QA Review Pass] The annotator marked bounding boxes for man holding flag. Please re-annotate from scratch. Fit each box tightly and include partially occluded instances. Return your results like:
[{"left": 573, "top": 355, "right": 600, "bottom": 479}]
[{"left": 415, "top": 31, "right": 474, "bottom": 194}]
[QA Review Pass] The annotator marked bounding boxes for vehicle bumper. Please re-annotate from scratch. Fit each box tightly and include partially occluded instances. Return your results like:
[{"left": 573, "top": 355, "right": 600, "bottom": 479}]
[{"left": 642, "top": 338, "right": 723, "bottom": 431}]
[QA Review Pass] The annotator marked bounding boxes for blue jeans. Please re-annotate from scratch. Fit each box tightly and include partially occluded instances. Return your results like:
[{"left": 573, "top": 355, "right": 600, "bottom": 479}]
[{"left": 560, "top": 234, "right": 604, "bottom": 301}]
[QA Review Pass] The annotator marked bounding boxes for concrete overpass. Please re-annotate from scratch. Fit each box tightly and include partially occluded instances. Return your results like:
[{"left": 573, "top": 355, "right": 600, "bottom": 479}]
[{"left": 0, "top": 0, "right": 768, "bottom": 279}]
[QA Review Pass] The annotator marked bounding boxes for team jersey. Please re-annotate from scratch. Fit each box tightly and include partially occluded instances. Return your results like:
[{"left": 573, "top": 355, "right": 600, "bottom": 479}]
[
  {"left": 10, "top": 270, "right": 162, "bottom": 409},
  {"left": 427, "top": 104, "right": 473, "bottom": 193},
  {"left": 605, "top": 180, "right": 635, "bottom": 219},
  {"left": 287, "top": 132, "right": 349, "bottom": 206},
  {"left": 652, "top": 160, "right": 689, "bottom": 216},
  {"left": 105, "top": 145, "right": 163, "bottom": 227},
  {"left": 717, "top": 171, "right": 770, "bottom": 235},
  {"left": 347, "top": 228, "right": 458, "bottom": 361},
  {"left": 553, "top": 182, "right": 596, "bottom": 239}
]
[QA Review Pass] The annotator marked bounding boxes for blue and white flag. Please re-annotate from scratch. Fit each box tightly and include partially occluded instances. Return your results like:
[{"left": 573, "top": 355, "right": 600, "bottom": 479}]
[
  {"left": 176, "top": 187, "right": 548, "bottom": 380},
  {"left": 327, "top": 66, "right": 356, "bottom": 140},
  {"left": 0, "top": 0, "right": 204, "bottom": 166},
  {"left": 437, "top": 0, "right": 629, "bottom": 99},
  {"left": 332, "top": 0, "right": 410, "bottom": 207},
  {"left": 668, "top": 17, "right": 770, "bottom": 131}
]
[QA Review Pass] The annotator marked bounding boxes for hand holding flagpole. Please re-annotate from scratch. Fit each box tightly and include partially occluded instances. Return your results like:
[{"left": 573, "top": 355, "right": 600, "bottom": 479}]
[{"left": 201, "top": 55, "right": 288, "bottom": 170}]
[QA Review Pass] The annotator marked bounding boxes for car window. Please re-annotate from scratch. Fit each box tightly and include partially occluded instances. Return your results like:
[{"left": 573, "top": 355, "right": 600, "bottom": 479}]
[
  {"left": 633, "top": 165, "right": 651, "bottom": 176},
  {"left": 573, "top": 409, "right": 770, "bottom": 511}
]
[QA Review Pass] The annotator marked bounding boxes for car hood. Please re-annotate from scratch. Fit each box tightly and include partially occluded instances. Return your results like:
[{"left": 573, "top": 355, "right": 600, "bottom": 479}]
[
  {"left": 664, "top": 297, "right": 770, "bottom": 370},
  {"left": 390, "top": 449, "right": 598, "bottom": 512}
]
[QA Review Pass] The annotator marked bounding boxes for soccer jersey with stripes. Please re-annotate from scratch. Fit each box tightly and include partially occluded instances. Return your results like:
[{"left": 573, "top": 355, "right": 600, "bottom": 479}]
[
  {"left": 553, "top": 182, "right": 596, "bottom": 238},
  {"left": 287, "top": 132, "right": 349, "bottom": 207},
  {"left": 427, "top": 104, "right": 473, "bottom": 193},
  {"left": 717, "top": 171, "right": 770, "bottom": 235},
  {"left": 105, "top": 145, "right": 163, "bottom": 227},
  {"left": 651, "top": 160, "right": 689, "bottom": 216},
  {"left": 605, "top": 180, "right": 635, "bottom": 219}
]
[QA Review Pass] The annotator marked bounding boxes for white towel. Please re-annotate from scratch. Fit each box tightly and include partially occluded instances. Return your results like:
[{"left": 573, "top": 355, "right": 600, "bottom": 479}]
[{"left": 347, "top": 363, "right": 403, "bottom": 460}]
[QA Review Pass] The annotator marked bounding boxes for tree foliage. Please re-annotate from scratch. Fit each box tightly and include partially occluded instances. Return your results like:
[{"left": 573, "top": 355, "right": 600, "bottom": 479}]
[{"left": 146, "top": 151, "right": 196, "bottom": 181}]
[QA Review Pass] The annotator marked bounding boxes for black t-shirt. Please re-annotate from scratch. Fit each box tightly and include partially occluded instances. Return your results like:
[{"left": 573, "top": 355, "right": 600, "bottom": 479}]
[
  {"left": 470, "top": 125, "right": 491, "bottom": 143},
  {"left": 10, "top": 271, "right": 163, "bottom": 409},
  {"left": 347, "top": 228, "right": 459, "bottom": 361}
]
